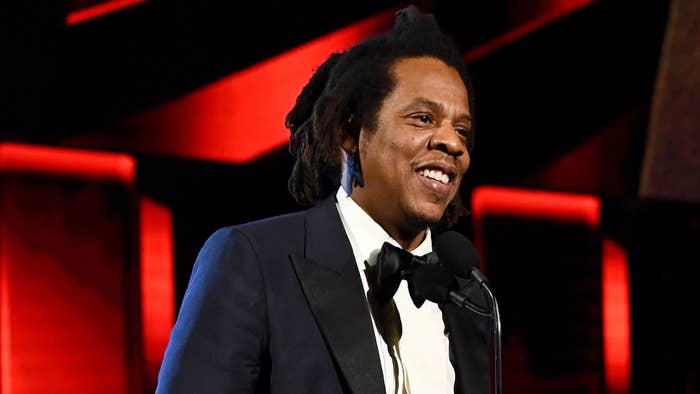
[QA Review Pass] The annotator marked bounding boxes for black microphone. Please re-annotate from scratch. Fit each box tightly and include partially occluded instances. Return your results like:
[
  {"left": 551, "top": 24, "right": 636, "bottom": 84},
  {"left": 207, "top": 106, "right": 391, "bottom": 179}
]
[
  {"left": 433, "top": 230, "right": 483, "bottom": 280},
  {"left": 410, "top": 263, "right": 491, "bottom": 317},
  {"left": 410, "top": 263, "right": 456, "bottom": 304},
  {"left": 433, "top": 230, "right": 503, "bottom": 394}
]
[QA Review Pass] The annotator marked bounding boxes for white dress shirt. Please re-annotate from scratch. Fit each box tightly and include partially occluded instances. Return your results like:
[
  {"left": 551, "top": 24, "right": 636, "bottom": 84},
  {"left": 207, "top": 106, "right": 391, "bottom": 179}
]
[{"left": 334, "top": 186, "right": 455, "bottom": 394}]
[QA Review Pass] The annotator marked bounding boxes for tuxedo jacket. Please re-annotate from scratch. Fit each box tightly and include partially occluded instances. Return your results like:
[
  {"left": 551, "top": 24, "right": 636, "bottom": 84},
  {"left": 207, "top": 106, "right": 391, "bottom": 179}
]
[{"left": 156, "top": 194, "right": 491, "bottom": 394}]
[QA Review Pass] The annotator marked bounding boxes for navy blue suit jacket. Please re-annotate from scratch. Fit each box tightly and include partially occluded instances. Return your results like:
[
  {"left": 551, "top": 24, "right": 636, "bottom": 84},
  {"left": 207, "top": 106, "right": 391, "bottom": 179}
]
[{"left": 156, "top": 195, "right": 491, "bottom": 393}]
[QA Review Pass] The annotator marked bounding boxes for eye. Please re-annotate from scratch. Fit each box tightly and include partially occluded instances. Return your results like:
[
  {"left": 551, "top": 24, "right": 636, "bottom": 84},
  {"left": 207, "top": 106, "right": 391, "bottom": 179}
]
[
  {"left": 455, "top": 127, "right": 474, "bottom": 150},
  {"left": 454, "top": 123, "right": 473, "bottom": 138},
  {"left": 408, "top": 113, "right": 434, "bottom": 127}
]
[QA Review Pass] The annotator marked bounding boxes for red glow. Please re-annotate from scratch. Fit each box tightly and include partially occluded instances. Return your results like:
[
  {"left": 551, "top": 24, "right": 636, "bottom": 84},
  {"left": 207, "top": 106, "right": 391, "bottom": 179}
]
[
  {"left": 470, "top": 185, "right": 600, "bottom": 271},
  {"left": 0, "top": 143, "right": 136, "bottom": 391},
  {"left": 1, "top": 226, "right": 11, "bottom": 394},
  {"left": 0, "top": 142, "right": 135, "bottom": 184},
  {"left": 471, "top": 185, "right": 601, "bottom": 228},
  {"left": 463, "top": 0, "right": 594, "bottom": 62},
  {"left": 66, "top": 0, "right": 148, "bottom": 26},
  {"left": 470, "top": 186, "right": 630, "bottom": 393},
  {"left": 139, "top": 197, "right": 175, "bottom": 390},
  {"left": 602, "top": 239, "right": 631, "bottom": 393},
  {"left": 0, "top": 180, "right": 131, "bottom": 393},
  {"left": 121, "top": 10, "right": 396, "bottom": 164}
]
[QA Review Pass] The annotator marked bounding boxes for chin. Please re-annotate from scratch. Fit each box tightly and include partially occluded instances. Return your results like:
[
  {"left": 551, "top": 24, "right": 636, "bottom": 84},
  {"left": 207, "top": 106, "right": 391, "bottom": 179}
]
[
  {"left": 401, "top": 197, "right": 449, "bottom": 226},
  {"left": 411, "top": 207, "right": 446, "bottom": 227}
]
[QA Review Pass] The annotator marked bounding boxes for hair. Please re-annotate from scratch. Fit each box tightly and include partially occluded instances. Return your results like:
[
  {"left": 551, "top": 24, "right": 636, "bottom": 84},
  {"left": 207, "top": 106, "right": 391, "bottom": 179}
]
[{"left": 285, "top": 5, "right": 474, "bottom": 229}]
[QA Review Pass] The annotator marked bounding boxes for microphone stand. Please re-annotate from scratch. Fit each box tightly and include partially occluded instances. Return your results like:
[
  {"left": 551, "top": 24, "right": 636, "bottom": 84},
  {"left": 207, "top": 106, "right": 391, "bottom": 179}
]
[
  {"left": 481, "top": 282, "right": 502, "bottom": 394},
  {"left": 410, "top": 260, "right": 502, "bottom": 393},
  {"left": 467, "top": 269, "right": 502, "bottom": 394}
]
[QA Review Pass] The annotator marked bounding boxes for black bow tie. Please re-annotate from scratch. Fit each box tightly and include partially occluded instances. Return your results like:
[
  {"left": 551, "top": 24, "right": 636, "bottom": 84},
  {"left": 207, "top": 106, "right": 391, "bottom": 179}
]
[{"left": 365, "top": 241, "right": 439, "bottom": 308}]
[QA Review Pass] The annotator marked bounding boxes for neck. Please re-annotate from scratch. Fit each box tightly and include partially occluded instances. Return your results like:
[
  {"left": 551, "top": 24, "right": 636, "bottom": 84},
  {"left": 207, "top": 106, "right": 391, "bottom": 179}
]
[
  {"left": 383, "top": 222, "right": 427, "bottom": 251},
  {"left": 344, "top": 176, "right": 428, "bottom": 251}
]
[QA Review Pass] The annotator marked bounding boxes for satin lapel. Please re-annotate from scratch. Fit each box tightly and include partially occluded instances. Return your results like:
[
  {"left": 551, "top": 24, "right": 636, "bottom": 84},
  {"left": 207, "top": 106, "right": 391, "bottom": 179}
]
[
  {"left": 290, "top": 196, "right": 384, "bottom": 394},
  {"left": 440, "top": 282, "right": 492, "bottom": 394}
]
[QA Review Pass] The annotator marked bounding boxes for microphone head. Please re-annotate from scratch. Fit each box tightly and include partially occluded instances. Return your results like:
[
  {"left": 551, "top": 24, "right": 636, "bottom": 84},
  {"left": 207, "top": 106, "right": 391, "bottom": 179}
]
[
  {"left": 409, "top": 264, "right": 458, "bottom": 306},
  {"left": 433, "top": 231, "right": 481, "bottom": 278}
]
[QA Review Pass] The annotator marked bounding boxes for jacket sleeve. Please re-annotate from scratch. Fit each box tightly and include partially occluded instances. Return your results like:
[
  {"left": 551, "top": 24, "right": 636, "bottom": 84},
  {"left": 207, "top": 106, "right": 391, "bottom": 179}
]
[{"left": 156, "top": 227, "right": 268, "bottom": 393}]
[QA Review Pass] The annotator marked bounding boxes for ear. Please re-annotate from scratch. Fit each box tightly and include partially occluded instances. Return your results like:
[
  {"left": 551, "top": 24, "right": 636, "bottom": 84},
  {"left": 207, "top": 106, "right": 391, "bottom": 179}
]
[{"left": 340, "top": 126, "right": 358, "bottom": 154}]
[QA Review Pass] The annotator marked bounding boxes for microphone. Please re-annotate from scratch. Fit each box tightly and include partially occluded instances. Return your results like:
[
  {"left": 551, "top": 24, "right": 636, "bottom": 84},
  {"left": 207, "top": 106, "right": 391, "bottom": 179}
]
[
  {"left": 433, "top": 230, "right": 503, "bottom": 394},
  {"left": 433, "top": 230, "right": 483, "bottom": 280},
  {"left": 410, "top": 263, "right": 491, "bottom": 317}
]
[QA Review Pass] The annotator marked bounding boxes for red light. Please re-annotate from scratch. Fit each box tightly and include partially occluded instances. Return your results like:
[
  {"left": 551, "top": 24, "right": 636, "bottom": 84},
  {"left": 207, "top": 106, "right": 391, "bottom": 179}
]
[
  {"left": 122, "top": 10, "right": 396, "bottom": 163},
  {"left": 471, "top": 186, "right": 600, "bottom": 259},
  {"left": 463, "top": 0, "right": 594, "bottom": 62},
  {"left": 471, "top": 186, "right": 600, "bottom": 227},
  {"left": 139, "top": 197, "right": 175, "bottom": 390},
  {"left": 602, "top": 239, "right": 631, "bottom": 393},
  {"left": 66, "top": 0, "right": 148, "bottom": 26},
  {"left": 1, "top": 238, "right": 11, "bottom": 393},
  {"left": 470, "top": 185, "right": 630, "bottom": 393},
  {"left": 0, "top": 142, "right": 135, "bottom": 184}
]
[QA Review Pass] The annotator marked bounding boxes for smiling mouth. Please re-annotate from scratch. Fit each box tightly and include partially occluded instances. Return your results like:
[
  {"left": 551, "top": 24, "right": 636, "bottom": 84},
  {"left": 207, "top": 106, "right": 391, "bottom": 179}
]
[
  {"left": 418, "top": 168, "right": 450, "bottom": 184},
  {"left": 416, "top": 168, "right": 454, "bottom": 197}
]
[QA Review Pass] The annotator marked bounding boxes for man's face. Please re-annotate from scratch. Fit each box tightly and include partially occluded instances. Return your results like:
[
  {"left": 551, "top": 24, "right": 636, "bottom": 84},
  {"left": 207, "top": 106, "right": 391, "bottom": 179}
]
[{"left": 350, "top": 56, "right": 472, "bottom": 239}]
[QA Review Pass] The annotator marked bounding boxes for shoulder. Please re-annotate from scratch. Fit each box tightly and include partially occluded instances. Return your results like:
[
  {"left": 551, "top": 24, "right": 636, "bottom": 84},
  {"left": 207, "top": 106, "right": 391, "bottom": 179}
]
[
  {"left": 199, "top": 208, "right": 309, "bottom": 258},
  {"left": 238, "top": 209, "right": 307, "bottom": 244},
  {"left": 197, "top": 194, "right": 339, "bottom": 264},
  {"left": 186, "top": 210, "right": 306, "bottom": 283},
  {"left": 236, "top": 209, "right": 306, "bottom": 237}
]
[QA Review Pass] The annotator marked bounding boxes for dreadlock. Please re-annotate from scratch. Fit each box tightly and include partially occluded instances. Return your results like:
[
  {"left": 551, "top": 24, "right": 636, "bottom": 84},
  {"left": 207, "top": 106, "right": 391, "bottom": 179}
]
[{"left": 285, "top": 5, "right": 475, "bottom": 229}]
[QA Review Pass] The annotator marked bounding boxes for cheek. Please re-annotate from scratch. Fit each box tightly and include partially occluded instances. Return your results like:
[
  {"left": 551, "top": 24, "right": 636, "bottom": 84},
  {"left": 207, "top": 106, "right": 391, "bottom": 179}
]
[
  {"left": 455, "top": 151, "right": 471, "bottom": 177},
  {"left": 461, "top": 156, "right": 471, "bottom": 174},
  {"left": 390, "top": 135, "right": 423, "bottom": 156}
]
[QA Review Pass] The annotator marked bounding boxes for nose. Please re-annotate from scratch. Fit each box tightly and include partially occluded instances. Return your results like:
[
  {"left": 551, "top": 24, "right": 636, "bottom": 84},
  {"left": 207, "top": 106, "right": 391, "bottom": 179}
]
[{"left": 429, "top": 123, "right": 466, "bottom": 157}]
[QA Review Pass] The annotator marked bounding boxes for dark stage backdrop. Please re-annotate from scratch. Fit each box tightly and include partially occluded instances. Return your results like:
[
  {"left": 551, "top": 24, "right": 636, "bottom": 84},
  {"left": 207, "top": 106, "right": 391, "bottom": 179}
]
[{"left": 2, "top": 0, "right": 698, "bottom": 393}]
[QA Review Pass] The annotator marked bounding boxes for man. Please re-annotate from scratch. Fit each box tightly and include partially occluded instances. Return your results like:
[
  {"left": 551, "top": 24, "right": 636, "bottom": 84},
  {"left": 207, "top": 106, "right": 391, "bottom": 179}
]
[{"left": 157, "top": 5, "right": 490, "bottom": 393}]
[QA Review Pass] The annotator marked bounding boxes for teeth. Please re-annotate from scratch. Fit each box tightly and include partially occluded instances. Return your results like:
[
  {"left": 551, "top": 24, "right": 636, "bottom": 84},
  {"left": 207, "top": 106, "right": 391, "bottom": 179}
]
[{"left": 421, "top": 169, "right": 449, "bottom": 184}]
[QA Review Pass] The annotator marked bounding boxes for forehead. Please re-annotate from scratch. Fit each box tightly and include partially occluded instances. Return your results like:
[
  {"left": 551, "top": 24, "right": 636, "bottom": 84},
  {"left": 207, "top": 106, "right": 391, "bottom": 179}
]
[{"left": 387, "top": 56, "right": 470, "bottom": 113}]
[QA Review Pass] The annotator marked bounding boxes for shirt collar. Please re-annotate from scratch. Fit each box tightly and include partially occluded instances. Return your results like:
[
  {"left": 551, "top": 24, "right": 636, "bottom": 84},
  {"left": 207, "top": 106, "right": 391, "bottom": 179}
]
[{"left": 335, "top": 187, "right": 432, "bottom": 272}]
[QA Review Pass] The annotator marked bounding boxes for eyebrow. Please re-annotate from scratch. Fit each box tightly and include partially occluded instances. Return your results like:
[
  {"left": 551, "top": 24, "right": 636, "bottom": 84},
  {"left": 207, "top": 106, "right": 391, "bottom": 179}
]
[{"left": 406, "top": 97, "right": 473, "bottom": 124}]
